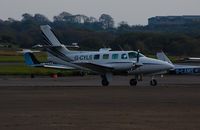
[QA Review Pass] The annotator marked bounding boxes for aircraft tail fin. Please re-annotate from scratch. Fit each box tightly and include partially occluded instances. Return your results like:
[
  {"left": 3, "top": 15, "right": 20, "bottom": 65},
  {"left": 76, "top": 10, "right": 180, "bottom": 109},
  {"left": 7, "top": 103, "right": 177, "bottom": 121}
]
[
  {"left": 40, "top": 25, "right": 71, "bottom": 58},
  {"left": 156, "top": 51, "right": 173, "bottom": 64},
  {"left": 40, "top": 25, "right": 62, "bottom": 46}
]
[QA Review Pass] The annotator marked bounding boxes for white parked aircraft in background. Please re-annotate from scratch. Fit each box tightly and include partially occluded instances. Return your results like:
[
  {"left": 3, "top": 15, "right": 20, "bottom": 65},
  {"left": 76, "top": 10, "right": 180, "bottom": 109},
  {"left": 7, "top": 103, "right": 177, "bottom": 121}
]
[
  {"left": 181, "top": 57, "right": 200, "bottom": 62},
  {"left": 22, "top": 25, "right": 174, "bottom": 86},
  {"left": 157, "top": 51, "right": 200, "bottom": 75},
  {"left": 22, "top": 49, "right": 75, "bottom": 70}
]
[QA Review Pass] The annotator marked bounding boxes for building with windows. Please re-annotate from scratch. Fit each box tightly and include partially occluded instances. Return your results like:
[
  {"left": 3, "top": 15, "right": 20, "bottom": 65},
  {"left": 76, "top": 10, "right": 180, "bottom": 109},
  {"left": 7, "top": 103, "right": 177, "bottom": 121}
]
[{"left": 148, "top": 15, "right": 200, "bottom": 26}]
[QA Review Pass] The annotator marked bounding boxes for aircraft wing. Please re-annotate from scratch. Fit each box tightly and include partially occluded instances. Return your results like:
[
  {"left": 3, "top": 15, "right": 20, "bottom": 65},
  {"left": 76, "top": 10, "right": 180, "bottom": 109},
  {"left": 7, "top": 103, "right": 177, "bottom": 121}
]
[{"left": 74, "top": 62, "right": 114, "bottom": 73}]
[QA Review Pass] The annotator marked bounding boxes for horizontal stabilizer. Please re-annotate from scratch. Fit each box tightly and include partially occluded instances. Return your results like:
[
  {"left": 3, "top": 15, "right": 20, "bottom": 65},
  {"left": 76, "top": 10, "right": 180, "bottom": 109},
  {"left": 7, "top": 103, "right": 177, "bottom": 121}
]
[
  {"left": 42, "top": 64, "right": 75, "bottom": 70},
  {"left": 17, "top": 49, "right": 40, "bottom": 54}
]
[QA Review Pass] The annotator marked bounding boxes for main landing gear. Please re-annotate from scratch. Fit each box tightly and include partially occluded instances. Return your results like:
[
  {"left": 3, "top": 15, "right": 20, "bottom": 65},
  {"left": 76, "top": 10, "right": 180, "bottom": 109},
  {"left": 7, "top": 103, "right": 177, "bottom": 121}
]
[
  {"left": 129, "top": 75, "right": 158, "bottom": 86},
  {"left": 101, "top": 74, "right": 112, "bottom": 86},
  {"left": 129, "top": 75, "right": 142, "bottom": 86}
]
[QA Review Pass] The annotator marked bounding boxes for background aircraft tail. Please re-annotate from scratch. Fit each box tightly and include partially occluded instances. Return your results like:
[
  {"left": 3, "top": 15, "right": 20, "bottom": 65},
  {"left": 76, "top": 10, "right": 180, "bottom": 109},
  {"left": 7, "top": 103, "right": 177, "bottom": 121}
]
[
  {"left": 22, "top": 50, "right": 41, "bottom": 66},
  {"left": 21, "top": 50, "right": 76, "bottom": 70},
  {"left": 156, "top": 51, "right": 173, "bottom": 64}
]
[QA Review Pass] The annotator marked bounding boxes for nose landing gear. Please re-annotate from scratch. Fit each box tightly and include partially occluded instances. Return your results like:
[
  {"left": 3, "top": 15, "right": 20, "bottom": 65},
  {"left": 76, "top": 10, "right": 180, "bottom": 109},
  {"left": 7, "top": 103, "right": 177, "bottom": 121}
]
[
  {"left": 150, "top": 79, "right": 157, "bottom": 86},
  {"left": 102, "top": 78, "right": 109, "bottom": 86},
  {"left": 101, "top": 73, "right": 112, "bottom": 86}
]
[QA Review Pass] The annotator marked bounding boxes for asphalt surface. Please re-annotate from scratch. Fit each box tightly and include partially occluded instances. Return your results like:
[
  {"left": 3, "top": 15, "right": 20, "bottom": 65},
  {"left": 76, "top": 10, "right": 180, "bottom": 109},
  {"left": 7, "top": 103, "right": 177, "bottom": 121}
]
[
  {"left": 0, "top": 75, "right": 200, "bottom": 130},
  {"left": 1, "top": 75, "right": 200, "bottom": 87}
]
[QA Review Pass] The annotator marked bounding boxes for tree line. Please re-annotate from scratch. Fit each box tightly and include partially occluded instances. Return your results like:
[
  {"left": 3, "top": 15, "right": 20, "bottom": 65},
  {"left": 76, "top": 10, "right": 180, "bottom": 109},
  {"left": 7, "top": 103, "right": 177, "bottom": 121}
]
[{"left": 0, "top": 12, "right": 200, "bottom": 56}]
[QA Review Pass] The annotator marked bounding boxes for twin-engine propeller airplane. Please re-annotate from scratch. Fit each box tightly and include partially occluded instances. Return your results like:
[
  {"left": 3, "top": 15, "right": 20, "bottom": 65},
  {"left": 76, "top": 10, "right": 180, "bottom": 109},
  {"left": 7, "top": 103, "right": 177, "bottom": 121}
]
[{"left": 22, "top": 25, "right": 174, "bottom": 86}]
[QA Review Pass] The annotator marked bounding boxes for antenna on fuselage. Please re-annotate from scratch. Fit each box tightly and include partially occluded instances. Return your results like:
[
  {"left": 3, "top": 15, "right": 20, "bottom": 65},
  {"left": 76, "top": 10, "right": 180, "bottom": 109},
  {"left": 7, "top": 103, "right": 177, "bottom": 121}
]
[{"left": 118, "top": 45, "right": 124, "bottom": 51}]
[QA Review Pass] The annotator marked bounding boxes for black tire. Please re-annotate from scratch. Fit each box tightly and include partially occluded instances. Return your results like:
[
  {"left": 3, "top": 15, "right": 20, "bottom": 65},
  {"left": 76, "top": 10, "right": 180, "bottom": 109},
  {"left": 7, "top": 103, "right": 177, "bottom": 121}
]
[
  {"left": 130, "top": 79, "right": 137, "bottom": 86},
  {"left": 150, "top": 79, "right": 157, "bottom": 86},
  {"left": 102, "top": 79, "right": 109, "bottom": 86}
]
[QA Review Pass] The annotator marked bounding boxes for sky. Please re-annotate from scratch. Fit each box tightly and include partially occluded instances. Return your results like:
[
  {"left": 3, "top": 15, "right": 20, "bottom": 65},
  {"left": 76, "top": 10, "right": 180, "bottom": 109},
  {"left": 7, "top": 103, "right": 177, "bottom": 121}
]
[{"left": 0, "top": 0, "right": 200, "bottom": 25}]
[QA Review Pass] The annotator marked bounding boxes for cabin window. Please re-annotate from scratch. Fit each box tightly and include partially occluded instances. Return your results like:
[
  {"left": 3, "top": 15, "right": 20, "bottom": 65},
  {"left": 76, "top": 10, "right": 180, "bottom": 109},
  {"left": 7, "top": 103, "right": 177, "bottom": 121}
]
[
  {"left": 103, "top": 54, "right": 109, "bottom": 59},
  {"left": 94, "top": 54, "right": 100, "bottom": 60},
  {"left": 121, "top": 53, "right": 128, "bottom": 59},
  {"left": 112, "top": 54, "right": 119, "bottom": 59}
]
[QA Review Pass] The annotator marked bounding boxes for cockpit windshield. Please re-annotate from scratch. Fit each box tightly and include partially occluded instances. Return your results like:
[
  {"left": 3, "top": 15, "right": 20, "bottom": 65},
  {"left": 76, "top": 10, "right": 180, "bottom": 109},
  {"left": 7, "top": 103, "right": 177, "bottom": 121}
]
[{"left": 128, "top": 51, "right": 145, "bottom": 59}]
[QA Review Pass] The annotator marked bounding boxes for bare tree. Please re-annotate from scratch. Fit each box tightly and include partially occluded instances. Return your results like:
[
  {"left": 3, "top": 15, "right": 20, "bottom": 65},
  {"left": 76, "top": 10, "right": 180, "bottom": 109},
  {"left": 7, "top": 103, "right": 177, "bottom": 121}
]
[
  {"left": 34, "top": 14, "right": 50, "bottom": 23},
  {"left": 85, "top": 17, "right": 97, "bottom": 23},
  {"left": 53, "top": 12, "right": 72, "bottom": 22},
  {"left": 99, "top": 14, "right": 114, "bottom": 29},
  {"left": 22, "top": 13, "right": 34, "bottom": 21}
]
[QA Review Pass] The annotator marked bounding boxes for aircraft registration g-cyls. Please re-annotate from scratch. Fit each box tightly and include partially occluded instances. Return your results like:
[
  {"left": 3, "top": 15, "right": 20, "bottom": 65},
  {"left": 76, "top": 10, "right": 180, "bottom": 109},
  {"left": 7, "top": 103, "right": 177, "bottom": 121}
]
[{"left": 23, "top": 25, "right": 174, "bottom": 86}]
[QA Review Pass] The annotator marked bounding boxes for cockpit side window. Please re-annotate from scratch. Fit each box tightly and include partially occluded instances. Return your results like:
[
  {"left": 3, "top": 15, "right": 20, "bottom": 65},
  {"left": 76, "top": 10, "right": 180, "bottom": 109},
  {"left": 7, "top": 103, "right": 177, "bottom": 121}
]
[
  {"left": 121, "top": 53, "right": 128, "bottom": 59},
  {"left": 128, "top": 52, "right": 137, "bottom": 58},
  {"left": 128, "top": 52, "right": 144, "bottom": 59}
]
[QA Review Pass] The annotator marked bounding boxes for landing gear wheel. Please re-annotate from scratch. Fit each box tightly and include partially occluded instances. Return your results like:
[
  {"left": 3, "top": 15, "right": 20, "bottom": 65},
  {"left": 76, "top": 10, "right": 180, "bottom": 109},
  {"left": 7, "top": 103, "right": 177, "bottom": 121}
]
[
  {"left": 102, "top": 79, "right": 109, "bottom": 86},
  {"left": 150, "top": 79, "right": 157, "bottom": 86},
  {"left": 130, "top": 79, "right": 137, "bottom": 86}
]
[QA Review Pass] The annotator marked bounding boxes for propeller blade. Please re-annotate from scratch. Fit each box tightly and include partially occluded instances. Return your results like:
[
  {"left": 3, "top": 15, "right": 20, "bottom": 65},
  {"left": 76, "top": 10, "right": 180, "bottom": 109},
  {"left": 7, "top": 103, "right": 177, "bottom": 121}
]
[{"left": 137, "top": 50, "right": 140, "bottom": 63}]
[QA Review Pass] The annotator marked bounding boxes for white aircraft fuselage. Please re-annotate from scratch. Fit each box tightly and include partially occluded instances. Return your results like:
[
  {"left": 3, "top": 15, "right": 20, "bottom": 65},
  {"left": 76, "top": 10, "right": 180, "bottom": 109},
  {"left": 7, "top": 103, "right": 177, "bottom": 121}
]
[{"left": 48, "top": 49, "right": 173, "bottom": 75}]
